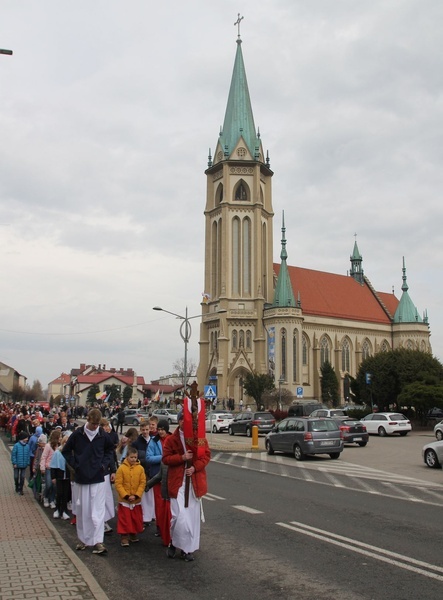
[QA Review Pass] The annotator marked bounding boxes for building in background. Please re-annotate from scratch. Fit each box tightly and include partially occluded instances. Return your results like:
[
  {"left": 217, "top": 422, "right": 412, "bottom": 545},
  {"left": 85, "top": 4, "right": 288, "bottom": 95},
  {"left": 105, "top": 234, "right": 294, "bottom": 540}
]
[{"left": 197, "top": 33, "right": 431, "bottom": 404}]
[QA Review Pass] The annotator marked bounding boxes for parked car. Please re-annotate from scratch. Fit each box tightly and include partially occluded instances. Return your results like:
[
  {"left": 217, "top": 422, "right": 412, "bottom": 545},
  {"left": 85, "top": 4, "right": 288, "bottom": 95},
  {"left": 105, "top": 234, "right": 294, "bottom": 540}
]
[
  {"left": 422, "top": 440, "right": 443, "bottom": 468},
  {"left": 265, "top": 417, "right": 344, "bottom": 460},
  {"left": 434, "top": 420, "right": 443, "bottom": 441},
  {"left": 426, "top": 408, "right": 443, "bottom": 421},
  {"left": 110, "top": 409, "right": 147, "bottom": 427},
  {"left": 360, "top": 412, "right": 411, "bottom": 436},
  {"left": 228, "top": 412, "right": 275, "bottom": 437},
  {"left": 309, "top": 408, "right": 348, "bottom": 419},
  {"left": 288, "top": 403, "right": 326, "bottom": 417},
  {"left": 151, "top": 408, "right": 179, "bottom": 424},
  {"left": 332, "top": 418, "right": 369, "bottom": 446},
  {"left": 205, "top": 412, "right": 233, "bottom": 433}
]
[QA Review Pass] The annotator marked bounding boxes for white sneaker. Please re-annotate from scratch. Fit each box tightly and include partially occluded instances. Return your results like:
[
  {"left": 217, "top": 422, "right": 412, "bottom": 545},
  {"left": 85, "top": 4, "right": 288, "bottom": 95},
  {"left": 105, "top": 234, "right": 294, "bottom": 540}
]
[
  {"left": 50, "top": 502, "right": 56, "bottom": 509},
  {"left": 53, "top": 510, "right": 60, "bottom": 518},
  {"left": 104, "top": 522, "right": 112, "bottom": 533},
  {"left": 61, "top": 512, "right": 70, "bottom": 520},
  {"left": 43, "top": 499, "right": 49, "bottom": 508}
]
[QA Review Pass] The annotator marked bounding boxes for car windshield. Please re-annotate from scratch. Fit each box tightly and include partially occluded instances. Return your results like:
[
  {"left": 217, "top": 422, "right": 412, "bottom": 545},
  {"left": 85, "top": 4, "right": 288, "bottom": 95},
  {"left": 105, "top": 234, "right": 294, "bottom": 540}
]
[
  {"left": 166, "top": 410, "right": 178, "bottom": 414},
  {"left": 310, "top": 419, "right": 339, "bottom": 432},
  {"left": 254, "top": 413, "right": 273, "bottom": 420}
]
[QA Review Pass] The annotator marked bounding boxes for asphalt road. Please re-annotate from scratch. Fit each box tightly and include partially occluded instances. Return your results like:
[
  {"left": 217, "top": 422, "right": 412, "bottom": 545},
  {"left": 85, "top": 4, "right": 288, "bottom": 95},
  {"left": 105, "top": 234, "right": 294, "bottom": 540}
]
[{"left": 44, "top": 429, "right": 443, "bottom": 600}]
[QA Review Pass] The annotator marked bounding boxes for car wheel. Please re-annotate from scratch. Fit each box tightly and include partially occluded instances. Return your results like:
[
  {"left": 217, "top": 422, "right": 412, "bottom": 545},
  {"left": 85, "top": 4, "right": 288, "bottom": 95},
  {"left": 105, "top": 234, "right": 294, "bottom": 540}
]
[
  {"left": 265, "top": 439, "right": 274, "bottom": 455},
  {"left": 425, "top": 449, "right": 441, "bottom": 469},
  {"left": 358, "top": 442, "right": 368, "bottom": 447},
  {"left": 228, "top": 426, "right": 234, "bottom": 436},
  {"left": 246, "top": 427, "right": 252, "bottom": 438},
  {"left": 294, "top": 444, "right": 305, "bottom": 461},
  {"left": 132, "top": 419, "right": 139, "bottom": 425},
  {"left": 436, "top": 430, "right": 443, "bottom": 441},
  {"left": 212, "top": 425, "right": 217, "bottom": 433},
  {"left": 329, "top": 453, "right": 340, "bottom": 459},
  {"left": 399, "top": 431, "right": 408, "bottom": 436},
  {"left": 378, "top": 426, "right": 387, "bottom": 437},
  {"left": 168, "top": 418, "right": 172, "bottom": 424}
]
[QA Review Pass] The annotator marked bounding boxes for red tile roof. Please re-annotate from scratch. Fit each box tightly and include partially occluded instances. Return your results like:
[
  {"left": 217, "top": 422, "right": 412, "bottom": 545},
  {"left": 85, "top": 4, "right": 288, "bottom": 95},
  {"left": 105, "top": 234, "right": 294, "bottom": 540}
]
[
  {"left": 274, "top": 264, "right": 399, "bottom": 324},
  {"left": 76, "top": 373, "right": 145, "bottom": 387}
]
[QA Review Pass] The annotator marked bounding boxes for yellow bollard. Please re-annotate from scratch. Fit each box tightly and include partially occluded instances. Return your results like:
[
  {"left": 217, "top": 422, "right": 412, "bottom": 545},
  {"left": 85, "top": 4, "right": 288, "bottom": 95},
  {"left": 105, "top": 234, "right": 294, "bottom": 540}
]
[{"left": 251, "top": 425, "right": 259, "bottom": 450}]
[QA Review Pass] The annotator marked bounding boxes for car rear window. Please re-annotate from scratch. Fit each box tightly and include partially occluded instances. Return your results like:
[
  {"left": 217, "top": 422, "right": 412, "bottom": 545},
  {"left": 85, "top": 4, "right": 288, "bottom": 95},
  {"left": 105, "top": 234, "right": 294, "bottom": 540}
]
[
  {"left": 254, "top": 413, "right": 273, "bottom": 420},
  {"left": 330, "top": 410, "right": 346, "bottom": 416},
  {"left": 310, "top": 419, "right": 339, "bottom": 432},
  {"left": 389, "top": 414, "right": 407, "bottom": 420}
]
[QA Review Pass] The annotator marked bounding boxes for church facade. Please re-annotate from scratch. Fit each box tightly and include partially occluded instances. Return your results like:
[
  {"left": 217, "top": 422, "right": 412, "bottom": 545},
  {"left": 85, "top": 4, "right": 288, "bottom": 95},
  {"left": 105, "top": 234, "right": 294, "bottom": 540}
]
[{"left": 196, "top": 35, "right": 431, "bottom": 405}]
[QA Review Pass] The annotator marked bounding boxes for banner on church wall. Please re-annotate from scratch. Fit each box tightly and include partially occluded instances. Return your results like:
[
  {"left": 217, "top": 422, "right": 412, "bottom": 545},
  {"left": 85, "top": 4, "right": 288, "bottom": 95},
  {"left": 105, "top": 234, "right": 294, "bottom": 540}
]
[{"left": 267, "top": 326, "right": 276, "bottom": 381}]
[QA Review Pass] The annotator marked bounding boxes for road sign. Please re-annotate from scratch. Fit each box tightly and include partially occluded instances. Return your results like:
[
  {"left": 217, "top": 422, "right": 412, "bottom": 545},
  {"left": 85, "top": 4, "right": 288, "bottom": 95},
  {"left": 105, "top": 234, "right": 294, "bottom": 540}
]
[
  {"left": 296, "top": 386, "right": 304, "bottom": 398},
  {"left": 204, "top": 385, "right": 217, "bottom": 399}
]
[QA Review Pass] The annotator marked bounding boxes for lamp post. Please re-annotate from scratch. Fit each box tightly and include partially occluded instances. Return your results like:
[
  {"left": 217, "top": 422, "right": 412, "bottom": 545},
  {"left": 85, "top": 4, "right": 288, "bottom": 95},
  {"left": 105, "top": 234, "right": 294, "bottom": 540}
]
[
  {"left": 153, "top": 306, "right": 226, "bottom": 398},
  {"left": 278, "top": 375, "right": 285, "bottom": 411}
]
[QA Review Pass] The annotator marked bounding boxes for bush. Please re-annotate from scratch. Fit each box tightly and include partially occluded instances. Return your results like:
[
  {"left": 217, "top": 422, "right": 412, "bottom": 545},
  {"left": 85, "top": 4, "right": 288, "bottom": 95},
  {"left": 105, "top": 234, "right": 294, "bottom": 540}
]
[{"left": 269, "top": 409, "right": 288, "bottom": 422}]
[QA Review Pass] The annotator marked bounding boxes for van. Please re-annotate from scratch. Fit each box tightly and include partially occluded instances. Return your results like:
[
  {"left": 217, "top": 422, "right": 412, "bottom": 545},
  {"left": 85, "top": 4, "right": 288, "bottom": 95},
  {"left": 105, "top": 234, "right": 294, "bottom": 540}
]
[{"left": 287, "top": 402, "right": 326, "bottom": 417}]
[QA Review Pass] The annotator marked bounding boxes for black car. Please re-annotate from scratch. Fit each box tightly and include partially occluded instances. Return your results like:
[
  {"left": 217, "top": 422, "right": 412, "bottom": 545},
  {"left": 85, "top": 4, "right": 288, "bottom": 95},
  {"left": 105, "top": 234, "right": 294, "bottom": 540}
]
[
  {"left": 426, "top": 408, "right": 443, "bottom": 420},
  {"left": 228, "top": 411, "right": 276, "bottom": 437},
  {"left": 332, "top": 418, "right": 369, "bottom": 446}
]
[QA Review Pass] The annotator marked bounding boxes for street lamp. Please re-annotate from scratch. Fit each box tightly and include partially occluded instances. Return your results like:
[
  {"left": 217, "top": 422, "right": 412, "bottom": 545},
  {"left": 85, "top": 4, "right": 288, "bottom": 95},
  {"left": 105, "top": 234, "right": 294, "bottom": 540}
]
[
  {"left": 153, "top": 306, "right": 226, "bottom": 397},
  {"left": 278, "top": 375, "right": 285, "bottom": 410}
]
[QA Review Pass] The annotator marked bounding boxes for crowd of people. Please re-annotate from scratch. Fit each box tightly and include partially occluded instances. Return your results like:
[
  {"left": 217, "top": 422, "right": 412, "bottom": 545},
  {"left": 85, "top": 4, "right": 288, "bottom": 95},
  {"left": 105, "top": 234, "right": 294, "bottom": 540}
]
[{"left": 2, "top": 400, "right": 211, "bottom": 562}]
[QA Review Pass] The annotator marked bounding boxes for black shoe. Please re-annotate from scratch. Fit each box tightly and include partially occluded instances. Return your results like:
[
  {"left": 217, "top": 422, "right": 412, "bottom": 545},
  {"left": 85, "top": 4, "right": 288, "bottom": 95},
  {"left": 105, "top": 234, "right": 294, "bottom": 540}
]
[
  {"left": 19, "top": 491, "right": 24, "bottom": 496},
  {"left": 181, "top": 551, "right": 195, "bottom": 562},
  {"left": 166, "top": 544, "right": 176, "bottom": 559}
]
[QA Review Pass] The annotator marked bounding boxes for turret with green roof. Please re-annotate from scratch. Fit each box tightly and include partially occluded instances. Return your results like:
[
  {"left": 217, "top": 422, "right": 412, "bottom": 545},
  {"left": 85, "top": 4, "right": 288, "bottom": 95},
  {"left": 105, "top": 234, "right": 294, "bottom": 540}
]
[
  {"left": 273, "top": 212, "right": 296, "bottom": 308},
  {"left": 393, "top": 257, "right": 423, "bottom": 323}
]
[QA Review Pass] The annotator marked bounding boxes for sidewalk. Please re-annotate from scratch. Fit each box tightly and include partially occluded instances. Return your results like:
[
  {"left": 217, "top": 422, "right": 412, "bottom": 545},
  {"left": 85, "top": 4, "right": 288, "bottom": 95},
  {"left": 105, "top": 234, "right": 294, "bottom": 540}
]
[{"left": 0, "top": 435, "right": 108, "bottom": 600}]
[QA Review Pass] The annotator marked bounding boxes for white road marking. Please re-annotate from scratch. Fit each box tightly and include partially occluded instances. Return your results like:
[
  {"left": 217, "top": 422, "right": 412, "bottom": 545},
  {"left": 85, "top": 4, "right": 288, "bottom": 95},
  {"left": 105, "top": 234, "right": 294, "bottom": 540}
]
[
  {"left": 277, "top": 520, "right": 443, "bottom": 581},
  {"left": 233, "top": 505, "right": 264, "bottom": 514},
  {"left": 205, "top": 493, "right": 225, "bottom": 501}
]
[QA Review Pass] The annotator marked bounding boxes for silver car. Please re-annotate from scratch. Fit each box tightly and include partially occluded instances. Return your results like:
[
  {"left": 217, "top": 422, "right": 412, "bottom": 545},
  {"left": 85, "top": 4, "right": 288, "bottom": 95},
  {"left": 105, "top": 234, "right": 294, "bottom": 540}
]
[
  {"left": 265, "top": 417, "right": 344, "bottom": 460},
  {"left": 422, "top": 440, "right": 443, "bottom": 468}
]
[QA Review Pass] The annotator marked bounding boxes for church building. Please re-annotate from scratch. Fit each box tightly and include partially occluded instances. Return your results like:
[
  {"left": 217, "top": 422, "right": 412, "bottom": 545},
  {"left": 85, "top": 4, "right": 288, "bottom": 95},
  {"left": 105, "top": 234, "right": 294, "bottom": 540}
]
[{"left": 196, "top": 32, "right": 431, "bottom": 405}]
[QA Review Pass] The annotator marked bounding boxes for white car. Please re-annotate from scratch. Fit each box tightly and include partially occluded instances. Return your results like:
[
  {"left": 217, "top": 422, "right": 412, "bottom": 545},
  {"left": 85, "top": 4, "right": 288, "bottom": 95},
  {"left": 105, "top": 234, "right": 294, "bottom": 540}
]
[
  {"left": 423, "top": 440, "right": 443, "bottom": 468},
  {"left": 309, "top": 409, "right": 348, "bottom": 419},
  {"left": 434, "top": 420, "right": 443, "bottom": 441},
  {"left": 205, "top": 412, "right": 233, "bottom": 433},
  {"left": 360, "top": 412, "right": 411, "bottom": 436}
]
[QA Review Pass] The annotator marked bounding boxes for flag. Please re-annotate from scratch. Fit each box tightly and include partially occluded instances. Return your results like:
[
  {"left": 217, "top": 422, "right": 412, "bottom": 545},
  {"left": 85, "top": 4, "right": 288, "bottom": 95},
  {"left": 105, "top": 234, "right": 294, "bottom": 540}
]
[
  {"left": 153, "top": 390, "right": 160, "bottom": 402},
  {"left": 95, "top": 391, "right": 107, "bottom": 401},
  {"left": 202, "top": 292, "right": 211, "bottom": 304}
]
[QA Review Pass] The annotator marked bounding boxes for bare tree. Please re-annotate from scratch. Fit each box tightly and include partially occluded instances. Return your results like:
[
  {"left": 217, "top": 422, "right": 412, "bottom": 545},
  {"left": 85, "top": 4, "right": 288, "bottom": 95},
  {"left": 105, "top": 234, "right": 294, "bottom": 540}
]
[{"left": 172, "top": 358, "right": 197, "bottom": 377}]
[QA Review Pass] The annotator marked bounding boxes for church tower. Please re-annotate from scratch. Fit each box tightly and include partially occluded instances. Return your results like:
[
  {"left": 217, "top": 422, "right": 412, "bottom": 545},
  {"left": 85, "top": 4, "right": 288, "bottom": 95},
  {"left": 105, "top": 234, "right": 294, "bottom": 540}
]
[{"left": 197, "top": 28, "right": 274, "bottom": 402}]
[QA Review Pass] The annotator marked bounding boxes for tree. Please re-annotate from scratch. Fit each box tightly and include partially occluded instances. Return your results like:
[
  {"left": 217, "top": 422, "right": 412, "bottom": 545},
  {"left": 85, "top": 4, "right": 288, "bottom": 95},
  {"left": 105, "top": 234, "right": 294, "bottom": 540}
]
[
  {"left": 173, "top": 357, "right": 197, "bottom": 377},
  {"left": 353, "top": 349, "right": 443, "bottom": 411},
  {"left": 242, "top": 371, "right": 275, "bottom": 408},
  {"left": 105, "top": 384, "right": 121, "bottom": 405},
  {"left": 320, "top": 361, "right": 340, "bottom": 406},
  {"left": 262, "top": 387, "right": 293, "bottom": 410},
  {"left": 123, "top": 385, "right": 133, "bottom": 407},
  {"left": 30, "top": 380, "right": 45, "bottom": 403},
  {"left": 87, "top": 383, "right": 100, "bottom": 405}
]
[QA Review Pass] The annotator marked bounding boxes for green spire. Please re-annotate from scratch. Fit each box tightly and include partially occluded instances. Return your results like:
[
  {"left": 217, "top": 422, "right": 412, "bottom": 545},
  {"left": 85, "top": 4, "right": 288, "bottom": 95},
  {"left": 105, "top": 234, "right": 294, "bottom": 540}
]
[
  {"left": 273, "top": 212, "right": 296, "bottom": 308},
  {"left": 393, "top": 257, "right": 423, "bottom": 323},
  {"left": 350, "top": 236, "right": 364, "bottom": 284},
  {"left": 220, "top": 38, "right": 260, "bottom": 159}
]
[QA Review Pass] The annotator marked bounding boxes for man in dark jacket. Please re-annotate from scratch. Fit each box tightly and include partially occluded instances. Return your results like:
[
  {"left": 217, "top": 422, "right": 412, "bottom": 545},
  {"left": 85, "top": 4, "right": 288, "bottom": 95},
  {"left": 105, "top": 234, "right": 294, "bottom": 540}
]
[
  {"left": 62, "top": 408, "right": 114, "bottom": 555},
  {"left": 116, "top": 407, "right": 125, "bottom": 434}
]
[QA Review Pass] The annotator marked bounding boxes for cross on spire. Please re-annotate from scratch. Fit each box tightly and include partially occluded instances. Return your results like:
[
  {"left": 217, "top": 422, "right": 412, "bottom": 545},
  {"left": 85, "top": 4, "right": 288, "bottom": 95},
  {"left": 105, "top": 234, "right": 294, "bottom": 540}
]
[{"left": 234, "top": 13, "right": 244, "bottom": 39}]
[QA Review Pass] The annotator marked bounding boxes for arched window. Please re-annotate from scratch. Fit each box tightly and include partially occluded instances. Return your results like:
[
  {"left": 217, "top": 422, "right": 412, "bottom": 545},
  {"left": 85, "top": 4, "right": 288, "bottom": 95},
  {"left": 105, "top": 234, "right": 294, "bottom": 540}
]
[
  {"left": 341, "top": 338, "right": 350, "bottom": 372},
  {"left": 293, "top": 330, "right": 297, "bottom": 382},
  {"left": 232, "top": 330, "right": 238, "bottom": 351},
  {"left": 216, "top": 183, "right": 223, "bottom": 205},
  {"left": 210, "top": 331, "right": 214, "bottom": 352},
  {"left": 281, "top": 328, "right": 287, "bottom": 379},
  {"left": 362, "top": 339, "right": 371, "bottom": 361},
  {"left": 320, "top": 336, "right": 330, "bottom": 367},
  {"left": 380, "top": 340, "right": 390, "bottom": 352},
  {"left": 239, "top": 330, "right": 245, "bottom": 348},
  {"left": 302, "top": 335, "right": 308, "bottom": 366},
  {"left": 406, "top": 339, "right": 414, "bottom": 350},
  {"left": 234, "top": 180, "right": 248, "bottom": 201},
  {"left": 243, "top": 218, "right": 251, "bottom": 295},
  {"left": 232, "top": 217, "right": 240, "bottom": 295},
  {"left": 246, "top": 330, "right": 252, "bottom": 350}
]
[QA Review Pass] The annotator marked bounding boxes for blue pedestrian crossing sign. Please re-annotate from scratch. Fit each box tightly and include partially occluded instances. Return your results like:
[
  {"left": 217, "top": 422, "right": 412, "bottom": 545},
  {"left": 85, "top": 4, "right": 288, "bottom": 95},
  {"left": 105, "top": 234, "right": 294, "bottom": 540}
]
[{"left": 204, "top": 385, "right": 217, "bottom": 399}]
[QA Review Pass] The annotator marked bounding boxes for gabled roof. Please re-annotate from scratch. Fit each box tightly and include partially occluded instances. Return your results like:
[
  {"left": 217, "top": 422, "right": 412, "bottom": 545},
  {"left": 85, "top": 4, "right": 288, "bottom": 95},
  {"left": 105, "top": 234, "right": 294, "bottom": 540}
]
[
  {"left": 274, "top": 263, "right": 398, "bottom": 324},
  {"left": 76, "top": 373, "right": 145, "bottom": 387},
  {"left": 49, "top": 373, "right": 71, "bottom": 385}
]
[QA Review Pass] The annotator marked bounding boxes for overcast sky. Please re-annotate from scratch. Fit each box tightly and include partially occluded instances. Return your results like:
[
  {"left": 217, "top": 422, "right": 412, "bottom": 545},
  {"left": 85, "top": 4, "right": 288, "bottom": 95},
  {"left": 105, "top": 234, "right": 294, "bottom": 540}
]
[{"left": 1, "top": 1, "right": 442, "bottom": 390}]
